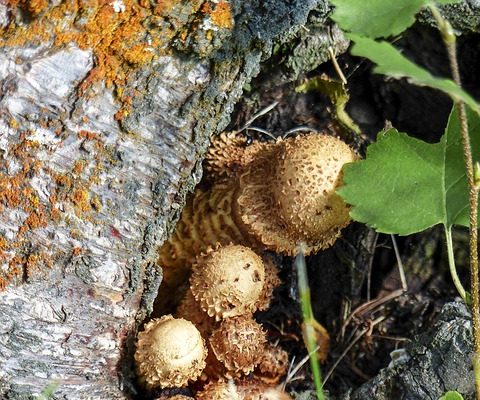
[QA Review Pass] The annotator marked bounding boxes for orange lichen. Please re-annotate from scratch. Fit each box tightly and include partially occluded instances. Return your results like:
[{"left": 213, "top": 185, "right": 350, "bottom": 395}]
[
  {"left": 0, "top": 128, "right": 110, "bottom": 290},
  {"left": 202, "top": 1, "right": 233, "bottom": 30}
]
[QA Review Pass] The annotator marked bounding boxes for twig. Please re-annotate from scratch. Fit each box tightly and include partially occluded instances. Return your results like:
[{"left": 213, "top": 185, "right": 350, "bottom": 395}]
[
  {"left": 323, "top": 316, "right": 386, "bottom": 385},
  {"left": 328, "top": 46, "right": 347, "bottom": 85},
  {"left": 429, "top": 5, "right": 480, "bottom": 398},
  {"left": 390, "top": 234, "right": 408, "bottom": 291},
  {"left": 235, "top": 101, "right": 279, "bottom": 133}
]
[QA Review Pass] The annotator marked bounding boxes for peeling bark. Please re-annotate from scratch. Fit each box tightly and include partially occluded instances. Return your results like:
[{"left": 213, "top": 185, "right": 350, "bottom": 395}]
[{"left": 0, "top": 0, "right": 344, "bottom": 398}]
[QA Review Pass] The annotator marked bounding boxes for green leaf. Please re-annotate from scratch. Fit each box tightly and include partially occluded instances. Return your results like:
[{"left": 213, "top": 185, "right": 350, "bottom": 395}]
[
  {"left": 330, "top": 0, "right": 426, "bottom": 38},
  {"left": 439, "top": 391, "right": 464, "bottom": 400},
  {"left": 337, "top": 105, "right": 480, "bottom": 235},
  {"left": 348, "top": 34, "right": 480, "bottom": 114},
  {"left": 330, "top": 0, "right": 462, "bottom": 38}
]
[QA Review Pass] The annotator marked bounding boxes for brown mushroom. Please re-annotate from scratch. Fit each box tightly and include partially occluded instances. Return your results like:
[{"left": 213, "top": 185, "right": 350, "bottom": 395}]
[
  {"left": 255, "top": 254, "right": 281, "bottom": 311},
  {"left": 175, "top": 288, "right": 217, "bottom": 337},
  {"left": 255, "top": 343, "right": 289, "bottom": 384},
  {"left": 134, "top": 315, "right": 207, "bottom": 390},
  {"left": 237, "top": 133, "right": 357, "bottom": 255},
  {"left": 190, "top": 244, "right": 265, "bottom": 320},
  {"left": 204, "top": 132, "right": 268, "bottom": 181},
  {"left": 196, "top": 378, "right": 293, "bottom": 400},
  {"left": 209, "top": 315, "right": 267, "bottom": 378}
]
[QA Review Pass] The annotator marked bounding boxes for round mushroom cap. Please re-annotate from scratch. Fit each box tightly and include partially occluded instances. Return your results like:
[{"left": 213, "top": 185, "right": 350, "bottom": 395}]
[
  {"left": 190, "top": 244, "right": 265, "bottom": 320},
  {"left": 255, "top": 343, "right": 289, "bottom": 384},
  {"left": 197, "top": 379, "right": 293, "bottom": 400},
  {"left": 209, "top": 315, "right": 267, "bottom": 377},
  {"left": 195, "top": 380, "right": 242, "bottom": 400},
  {"left": 238, "top": 133, "right": 357, "bottom": 255},
  {"left": 134, "top": 315, "right": 207, "bottom": 390}
]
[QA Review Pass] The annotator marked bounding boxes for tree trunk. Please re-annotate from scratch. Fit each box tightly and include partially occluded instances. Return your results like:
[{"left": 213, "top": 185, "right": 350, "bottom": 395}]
[{"left": 0, "top": 1, "right": 344, "bottom": 398}]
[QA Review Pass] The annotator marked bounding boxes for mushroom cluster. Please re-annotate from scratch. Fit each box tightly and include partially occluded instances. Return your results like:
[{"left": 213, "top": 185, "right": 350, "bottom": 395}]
[
  {"left": 158, "top": 132, "right": 357, "bottom": 302},
  {"left": 140, "top": 131, "right": 357, "bottom": 398},
  {"left": 135, "top": 244, "right": 290, "bottom": 398}
]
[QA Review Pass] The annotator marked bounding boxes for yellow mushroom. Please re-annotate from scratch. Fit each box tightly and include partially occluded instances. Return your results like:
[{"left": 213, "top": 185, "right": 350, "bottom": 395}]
[
  {"left": 190, "top": 244, "right": 265, "bottom": 320},
  {"left": 237, "top": 133, "right": 357, "bottom": 255},
  {"left": 134, "top": 315, "right": 207, "bottom": 390}
]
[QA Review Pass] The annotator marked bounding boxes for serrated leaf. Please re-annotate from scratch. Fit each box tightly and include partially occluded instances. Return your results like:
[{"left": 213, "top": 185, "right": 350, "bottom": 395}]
[
  {"left": 337, "top": 105, "right": 480, "bottom": 235},
  {"left": 330, "top": 0, "right": 426, "bottom": 38},
  {"left": 439, "top": 391, "right": 464, "bottom": 400},
  {"left": 348, "top": 34, "right": 480, "bottom": 114}
]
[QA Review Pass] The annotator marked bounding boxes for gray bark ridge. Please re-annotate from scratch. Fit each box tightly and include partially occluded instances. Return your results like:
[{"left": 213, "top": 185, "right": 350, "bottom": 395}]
[
  {"left": 0, "top": 0, "right": 337, "bottom": 398},
  {"left": 343, "top": 302, "right": 475, "bottom": 400}
]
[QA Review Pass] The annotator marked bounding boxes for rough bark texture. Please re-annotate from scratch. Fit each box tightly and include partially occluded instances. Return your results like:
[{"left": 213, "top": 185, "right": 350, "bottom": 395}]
[
  {"left": 342, "top": 302, "right": 475, "bottom": 400},
  {"left": 0, "top": 1, "right": 346, "bottom": 399}
]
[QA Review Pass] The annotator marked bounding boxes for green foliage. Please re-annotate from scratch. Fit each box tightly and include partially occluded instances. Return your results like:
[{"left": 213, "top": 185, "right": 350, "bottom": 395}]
[
  {"left": 38, "top": 382, "right": 59, "bottom": 400},
  {"left": 330, "top": 0, "right": 461, "bottom": 39},
  {"left": 348, "top": 34, "right": 480, "bottom": 113},
  {"left": 330, "top": 0, "right": 426, "bottom": 38},
  {"left": 337, "top": 105, "right": 480, "bottom": 235},
  {"left": 439, "top": 391, "right": 464, "bottom": 400},
  {"left": 296, "top": 75, "right": 361, "bottom": 135},
  {"left": 330, "top": 0, "right": 461, "bottom": 38}
]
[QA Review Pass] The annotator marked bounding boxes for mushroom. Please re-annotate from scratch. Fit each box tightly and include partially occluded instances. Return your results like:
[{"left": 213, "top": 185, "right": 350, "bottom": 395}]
[
  {"left": 209, "top": 315, "right": 267, "bottom": 378},
  {"left": 255, "top": 343, "right": 289, "bottom": 384},
  {"left": 237, "top": 133, "right": 357, "bottom": 255},
  {"left": 134, "top": 315, "right": 207, "bottom": 390},
  {"left": 175, "top": 288, "right": 217, "bottom": 337},
  {"left": 195, "top": 378, "right": 293, "bottom": 400},
  {"left": 255, "top": 254, "right": 281, "bottom": 311},
  {"left": 204, "top": 131, "right": 268, "bottom": 182},
  {"left": 190, "top": 244, "right": 265, "bottom": 320}
]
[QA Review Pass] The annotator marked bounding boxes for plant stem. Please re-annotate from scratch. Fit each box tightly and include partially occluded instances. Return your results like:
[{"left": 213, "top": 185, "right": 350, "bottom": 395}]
[
  {"left": 295, "top": 245, "right": 325, "bottom": 400},
  {"left": 430, "top": 4, "right": 480, "bottom": 398},
  {"left": 445, "top": 227, "right": 467, "bottom": 302}
]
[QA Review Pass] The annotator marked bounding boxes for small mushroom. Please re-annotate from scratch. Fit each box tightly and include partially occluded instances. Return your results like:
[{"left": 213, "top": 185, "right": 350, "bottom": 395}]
[
  {"left": 175, "top": 288, "right": 217, "bottom": 337},
  {"left": 255, "top": 343, "right": 289, "bottom": 384},
  {"left": 255, "top": 254, "right": 281, "bottom": 312},
  {"left": 204, "top": 132, "right": 268, "bottom": 181},
  {"left": 134, "top": 315, "right": 207, "bottom": 390},
  {"left": 196, "top": 378, "right": 293, "bottom": 400},
  {"left": 190, "top": 244, "right": 265, "bottom": 320},
  {"left": 209, "top": 315, "right": 267, "bottom": 377},
  {"left": 237, "top": 133, "right": 357, "bottom": 255},
  {"left": 195, "top": 379, "right": 241, "bottom": 400}
]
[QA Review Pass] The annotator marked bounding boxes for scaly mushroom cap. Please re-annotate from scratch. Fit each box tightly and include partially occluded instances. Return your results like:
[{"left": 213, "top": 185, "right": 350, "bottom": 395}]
[
  {"left": 255, "top": 343, "right": 289, "bottom": 384},
  {"left": 175, "top": 288, "right": 217, "bottom": 337},
  {"left": 205, "top": 132, "right": 268, "bottom": 181},
  {"left": 196, "top": 379, "right": 293, "bottom": 400},
  {"left": 190, "top": 244, "right": 265, "bottom": 320},
  {"left": 134, "top": 315, "right": 207, "bottom": 390},
  {"left": 238, "top": 133, "right": 357, "bottom": 255},
  {"left": 255, "top": 255, "right": 281, "bottom": 312},
  {"left": 156, "top": 181, "right": 248, "bottom": 313},
  {"left": 209, "top": 315, "right": 267, "bottom": 377},
  {"left": 195, "top": 380, "right": 242, "bottom": 400}
]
